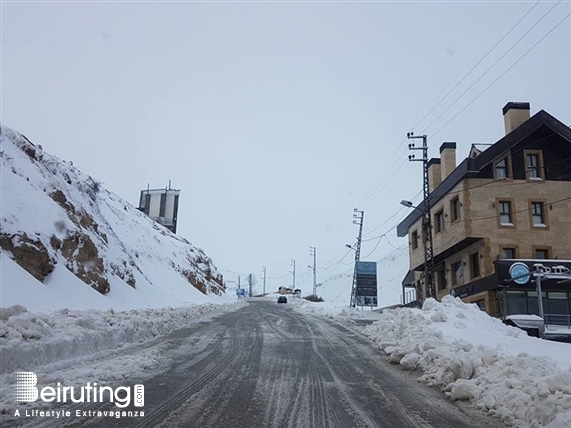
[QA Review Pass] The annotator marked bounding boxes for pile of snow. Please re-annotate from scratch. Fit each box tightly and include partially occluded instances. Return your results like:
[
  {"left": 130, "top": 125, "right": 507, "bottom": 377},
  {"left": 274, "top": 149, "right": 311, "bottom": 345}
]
[
  {"left": 358, "top": 296, "right": 571, "bottom": 428},
  {"left": 1, "top": 124, "right": 229, "bottom": 311},
  {"left": 0, "top": 301, "right": 247, "bottom": 413}
]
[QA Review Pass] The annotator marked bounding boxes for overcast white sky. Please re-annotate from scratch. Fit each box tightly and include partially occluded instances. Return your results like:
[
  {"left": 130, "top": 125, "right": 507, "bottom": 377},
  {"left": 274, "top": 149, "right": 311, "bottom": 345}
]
[{"left": 2, "top": 1, "right": 570, "bottom": 295}]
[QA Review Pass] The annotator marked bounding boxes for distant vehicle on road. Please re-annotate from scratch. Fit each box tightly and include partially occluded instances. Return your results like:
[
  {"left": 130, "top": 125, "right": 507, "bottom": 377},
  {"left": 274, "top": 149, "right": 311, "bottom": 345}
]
[{"left": 277, "top": 296, "right": 287, "bottom": 304}]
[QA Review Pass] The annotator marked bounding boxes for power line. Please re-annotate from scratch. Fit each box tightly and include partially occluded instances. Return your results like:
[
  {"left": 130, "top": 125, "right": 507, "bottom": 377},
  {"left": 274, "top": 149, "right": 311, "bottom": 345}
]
[
  {"left": 423, "top": 0, "right": 563, "bottom": 135},
  {"left": 411, "top": 0, "right": 542, "bottom": 132},
  {"left": 363, "top": 207, "right": 406, "bottom": 237},
  {"left": 384, "top": 234, "right": 407, "bottom": 251},
  {"left": 424, "top": 192, "right": 571, "bottom": 231},
  {"left": 360, "top": 0, "right": 534, "bottom": 211},
  {"left": 365, "top": 159, "right": 410, "bottom": 207},
  {"left": 470, "top": 171, "right": 571, "bottom": 203},
  {"left": 396, "top": 128, "right": 571, "bottom": 211},
  {"left": 321, "top": 247, "right": 353, "bottom": 265},
  {"left": 309, "top": 3, "right": 566, "bottom": 249},
  {"left": 311, "top": 2, "right": 556, "bottom": 246},
  {"left": 355, "top": 1, "right": 545, "bottom": 216},
  {"left": 470, "top": 194, "right": 571, "bottom": 223},
  {"left": 431, "top": 10, "right": 571, "bottom": 138},
  {"left": 445, "top": 154, "right": 571, "bottom": 197},
  {"left": 360, "top": 235, "right": 385, "bottom": 259}
]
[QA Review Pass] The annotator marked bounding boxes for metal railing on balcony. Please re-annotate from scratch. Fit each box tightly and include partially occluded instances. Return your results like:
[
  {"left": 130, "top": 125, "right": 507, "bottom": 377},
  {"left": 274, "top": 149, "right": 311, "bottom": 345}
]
[
  {"left": 402, "top": 289, "right": 420, "bottom": 308},
  {"left": 544, "top": 313, "right": 571, "bottom": 329}
]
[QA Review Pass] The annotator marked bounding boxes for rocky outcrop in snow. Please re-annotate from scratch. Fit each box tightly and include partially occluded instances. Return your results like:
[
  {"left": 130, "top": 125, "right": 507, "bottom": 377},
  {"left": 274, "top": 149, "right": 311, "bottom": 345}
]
[{"left": 1, "top": 124, "right": 225, "bottom": 308}]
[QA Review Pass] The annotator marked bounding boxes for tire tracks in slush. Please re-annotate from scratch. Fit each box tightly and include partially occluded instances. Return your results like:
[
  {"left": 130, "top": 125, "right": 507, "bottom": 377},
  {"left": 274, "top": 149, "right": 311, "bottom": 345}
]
[{"left": 9, "top": 302, "right": 508, "bottom": 428}]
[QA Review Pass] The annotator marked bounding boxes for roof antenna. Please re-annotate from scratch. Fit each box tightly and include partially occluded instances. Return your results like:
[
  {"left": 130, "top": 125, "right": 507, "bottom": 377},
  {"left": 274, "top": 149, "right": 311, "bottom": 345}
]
[{"left": 168, "top": 179, "right": 171, "bottom": 190}]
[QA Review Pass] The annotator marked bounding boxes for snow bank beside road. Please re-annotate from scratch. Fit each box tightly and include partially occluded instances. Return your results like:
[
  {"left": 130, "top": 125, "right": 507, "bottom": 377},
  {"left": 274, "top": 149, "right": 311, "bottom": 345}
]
[
  {"left": 0, "top": 301, "right": 247, "bottom": 375},
  {"left": 359, "top": 296, "right": 571, "bottom": 428}
]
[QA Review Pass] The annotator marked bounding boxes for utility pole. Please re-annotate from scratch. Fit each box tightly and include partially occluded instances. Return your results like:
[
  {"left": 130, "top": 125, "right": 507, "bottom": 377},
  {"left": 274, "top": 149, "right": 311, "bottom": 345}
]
[
  {"left": 247, "top": 274, "right": 253, "bottom": 297},
  {"left": 309, "top": 246, "right": 317, "bottom": 296},
  {"left": 290, "top": 259, "right": 296, "bottom": 290},
  {"left": 262, "top": 266, "right": 266, "bottom": 296},
  {"left": 349, "top": 209, "right": 364, "bottom": 308},
  {"left": 407, "top": 132, "right": 435, "bottom": 301}
]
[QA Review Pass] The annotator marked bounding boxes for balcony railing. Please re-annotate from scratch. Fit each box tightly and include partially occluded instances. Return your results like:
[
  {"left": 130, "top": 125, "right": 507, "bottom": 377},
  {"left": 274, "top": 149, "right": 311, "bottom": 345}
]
[
  {"left": 402, "top": 289, "right": 420, "bottom": 307},
  {"left": 544, "top": 313, "right": 571, "bottom": 328}
]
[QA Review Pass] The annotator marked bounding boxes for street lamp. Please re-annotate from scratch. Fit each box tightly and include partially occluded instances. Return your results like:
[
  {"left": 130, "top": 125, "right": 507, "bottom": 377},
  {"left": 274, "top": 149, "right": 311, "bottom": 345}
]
[{"left": 400, "top": 200, "right": 424, "bottom": 213}]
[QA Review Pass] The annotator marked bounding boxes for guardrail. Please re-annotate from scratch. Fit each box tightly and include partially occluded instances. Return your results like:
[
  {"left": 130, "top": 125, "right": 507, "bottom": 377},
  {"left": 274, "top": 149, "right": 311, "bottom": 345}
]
[
  {"left": 544, "top": 313, "right": 571, "bottom": 328},
  {"left": 401, "top": 290, "right": 420, "bottom": 308}
]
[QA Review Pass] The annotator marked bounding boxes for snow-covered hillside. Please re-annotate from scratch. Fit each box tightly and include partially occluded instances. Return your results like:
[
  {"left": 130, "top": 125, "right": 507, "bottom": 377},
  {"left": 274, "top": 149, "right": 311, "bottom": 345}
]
[{"left": 1, "top": 124, "right": 229, "bottom": 312}]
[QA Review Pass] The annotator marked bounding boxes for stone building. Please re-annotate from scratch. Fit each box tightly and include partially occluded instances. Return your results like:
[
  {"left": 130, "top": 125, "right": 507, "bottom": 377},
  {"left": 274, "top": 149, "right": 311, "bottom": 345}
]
[{"left": 397, "top": 102, "right": 571, "bottom": 323}]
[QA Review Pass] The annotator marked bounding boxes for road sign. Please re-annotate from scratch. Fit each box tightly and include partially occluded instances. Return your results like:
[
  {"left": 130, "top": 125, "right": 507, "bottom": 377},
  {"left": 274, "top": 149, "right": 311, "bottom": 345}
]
[{"left": 356, "top": 261, "right": 377, "bottom": 307}]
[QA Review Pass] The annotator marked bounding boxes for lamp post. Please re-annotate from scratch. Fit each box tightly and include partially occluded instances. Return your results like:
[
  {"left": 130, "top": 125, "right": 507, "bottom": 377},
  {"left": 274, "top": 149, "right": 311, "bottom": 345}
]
[{"left": 400, "top": 199, "right": 435, "bottom": 302}]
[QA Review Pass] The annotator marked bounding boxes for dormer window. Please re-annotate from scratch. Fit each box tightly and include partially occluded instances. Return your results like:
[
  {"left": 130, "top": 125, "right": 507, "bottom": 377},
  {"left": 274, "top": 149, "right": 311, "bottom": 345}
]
[
  {"left": 527, "top": 154, "right": 539, "bottom": 178},
  {"left": 524, "top": 150, "right": 544, "bottom": 180},
  {"left": 494, "top": 155, "right": 512, "bottom": 180},
  {"left": 496, "top": 158, "right": 507, "bottom": 179}
]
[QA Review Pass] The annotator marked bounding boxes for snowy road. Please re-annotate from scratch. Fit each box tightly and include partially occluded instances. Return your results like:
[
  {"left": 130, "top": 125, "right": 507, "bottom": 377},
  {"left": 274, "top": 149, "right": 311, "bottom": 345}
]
[{"left": 12, "top": 301, "right": 507, "bottom": 428}]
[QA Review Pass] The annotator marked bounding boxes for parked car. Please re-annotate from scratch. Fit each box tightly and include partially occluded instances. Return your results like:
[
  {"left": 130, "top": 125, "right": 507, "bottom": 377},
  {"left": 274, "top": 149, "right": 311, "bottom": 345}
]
[{"left": 277, "top": 296, "right": 287, "bottom": 304}]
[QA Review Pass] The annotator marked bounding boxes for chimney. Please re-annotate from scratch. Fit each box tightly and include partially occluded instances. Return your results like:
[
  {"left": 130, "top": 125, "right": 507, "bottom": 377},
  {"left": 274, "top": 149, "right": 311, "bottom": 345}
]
[
  {"left": 440, "top": 142, "right": 456, "bottom": 182},
  {"left": 503, "top": 102, "right": 530, "bottom": 135},
  {"left": 427, "top": 158, "right": 441, "bottom": 193}
]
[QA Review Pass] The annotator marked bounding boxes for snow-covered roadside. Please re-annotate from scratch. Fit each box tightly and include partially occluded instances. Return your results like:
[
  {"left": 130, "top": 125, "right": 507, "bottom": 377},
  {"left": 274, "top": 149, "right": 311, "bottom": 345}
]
[
  {"left": 0, "top": 301, "right": 247, "bottom": 413},
  {"left": 292, "top": 296, "right": 571, "bottom": 428}
]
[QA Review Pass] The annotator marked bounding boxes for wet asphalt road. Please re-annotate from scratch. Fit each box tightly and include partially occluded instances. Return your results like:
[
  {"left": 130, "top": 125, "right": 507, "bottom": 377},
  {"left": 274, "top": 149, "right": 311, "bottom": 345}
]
[{"left": 9, "top": 301, "right": 506, "bottom": 428}]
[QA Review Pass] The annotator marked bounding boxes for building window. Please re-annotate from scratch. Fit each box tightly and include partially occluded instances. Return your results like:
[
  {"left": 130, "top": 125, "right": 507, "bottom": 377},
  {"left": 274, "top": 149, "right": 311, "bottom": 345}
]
[
  {"left": 159, "top": 193, "right": 167, "bottom": 217},
  {"left": 527, "top": 154, "right": 539, "bottom": 178},
  {"left": 437, "top": 269, "right": 447, "bottom": 291},
  {"left": 451, "top": 261, "right": 463, "bottom": 286},
  {"left": 435, "top": 209, "right": 445, "bottom": 233},
  {"left": 506, "top": 291, "right": 528, "bottom": 315},
  {"left": 450, "top": 197, "right": 460, "bottom": 222},
  {"left": 534, "top": 248, "right": 550, "bottom": 259},
  {"left": 547, "top": 292, "right": 570, "bottom": 319},
  {"left": 144, "top": 193, "right": 151, "bottom": 215},
  {"left": 524, "top": 150, "right": 544, "bottom": 180},
  {"left": 510, "top": 290, "right": 571, "bottom": 321},
  {"left": 527, "top": 154, "right": 539, "bottom": 179},
  {"left": 475, "top": 301, "right": 486, "bottom": 311},
  {"left": 469, "top": 252, "right": 480, "bottom": 278},
  {"left": 495, "top": 157, "right": 508, "bottom": 179},
  {"left": 499, "top": 201, "right": 513, "bottom": 225},
  {"left": 411, "top": 230, "right": 418, "bottom": 250},
  {"left": 531, "top": 202, "right": 546, "bottom": 227},
  {"left": 500, "top": 247, "right": 516, "bottom": 259}
]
